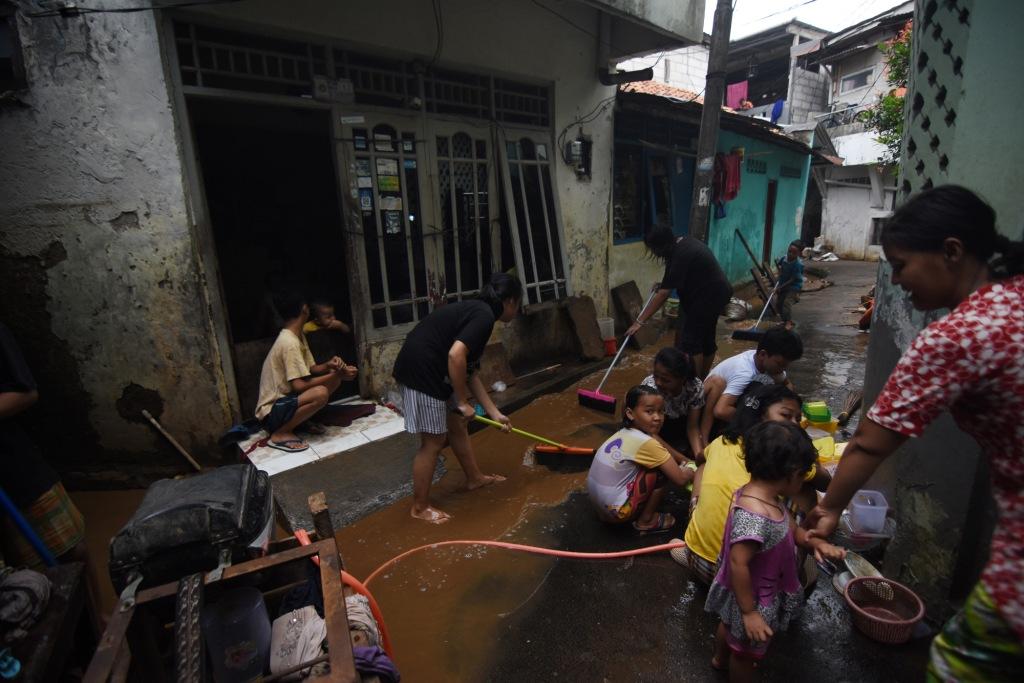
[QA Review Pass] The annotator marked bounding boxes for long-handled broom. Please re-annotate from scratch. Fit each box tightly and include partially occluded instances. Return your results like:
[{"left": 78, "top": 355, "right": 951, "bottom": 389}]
[
  {"left": 473, "top": 415, "right": 595, "bottom": 455},
  {"left": 731, "top": 278, "right": 784, "bottom": 342},
  {"left": 578, "top": 289, "right": 659, "bottom": 414}
]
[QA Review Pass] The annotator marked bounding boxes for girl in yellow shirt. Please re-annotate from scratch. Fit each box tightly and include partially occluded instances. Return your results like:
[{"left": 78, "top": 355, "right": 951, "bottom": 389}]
[{"left": 673, "top": 384, "right": 831, "bottom": 583}]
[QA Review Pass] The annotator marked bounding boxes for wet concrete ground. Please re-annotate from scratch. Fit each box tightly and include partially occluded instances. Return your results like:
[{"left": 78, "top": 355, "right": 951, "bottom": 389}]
[
  {"left": 329, "top": 260, "right": 931, "bottom": 681},
  {"left": 73, "top": 261, "right": 930, "bottom": 679}
]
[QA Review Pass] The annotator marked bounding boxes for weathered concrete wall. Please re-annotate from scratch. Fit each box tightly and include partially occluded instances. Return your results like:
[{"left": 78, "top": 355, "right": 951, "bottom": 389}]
[
  {"left": 864, "top": 0, "right": 1024, "bottom": 617},
  {"left": 618, "top": 44, "right": 709, "bottom": 94},
  {"left": 820, "top": 165, "right": 893, "bottom": 260},
  {"left": 0, "top": 2, "right": 232, "bottom": 484},
  {"left": 788, "top": 66, "right": 829, "bottom": 124},
  {"left": 594, "top": 0, "right": 704, "bottom": 43}
]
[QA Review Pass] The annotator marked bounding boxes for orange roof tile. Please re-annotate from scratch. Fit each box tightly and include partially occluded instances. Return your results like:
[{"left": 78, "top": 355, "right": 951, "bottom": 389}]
[{"left": 619, "top": 81, "right": 704, "bottom": 104}]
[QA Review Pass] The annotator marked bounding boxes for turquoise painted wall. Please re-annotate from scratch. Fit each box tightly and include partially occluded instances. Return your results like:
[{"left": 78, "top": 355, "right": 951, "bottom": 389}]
[{"left": 706, "top": 130, "right": 811, "bottom": 285}]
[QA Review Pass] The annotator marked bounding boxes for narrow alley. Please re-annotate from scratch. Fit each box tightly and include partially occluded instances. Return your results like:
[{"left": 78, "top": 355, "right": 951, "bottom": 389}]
[
  {"left": 328, "top": 261, "right": 929, "bottom": 681},
  {"left": 3, "top": 1, "right": 1023, "bottom": 680}
]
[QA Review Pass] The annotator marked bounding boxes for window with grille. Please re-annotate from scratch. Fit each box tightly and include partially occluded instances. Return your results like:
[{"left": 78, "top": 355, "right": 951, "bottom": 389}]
[
  {"left": 613, "top": 144, "right": 644, "bottom": 243},
  {"left": 840, "top": 68, "right": 873, "bottom": 93},
  {"left": 746, "top": 159, "right": 767, "bottom": 174},
  {"left": 435, "top": 131, "right": 493, "bottom": 301},
  {"left": 352, "top": 124, "right": 431, "bottom": 329},
  {"left": 501, "top": 137, "right": 569, "bottom": 304},
  {"left": 173, "top": 21, "right": 549, "bottom": 127}
]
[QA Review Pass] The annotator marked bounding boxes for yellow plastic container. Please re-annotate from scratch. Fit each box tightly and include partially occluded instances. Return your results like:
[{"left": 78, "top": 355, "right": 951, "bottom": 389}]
[{"left": 801, "top": 417, "right": 839, "bottom": 435}]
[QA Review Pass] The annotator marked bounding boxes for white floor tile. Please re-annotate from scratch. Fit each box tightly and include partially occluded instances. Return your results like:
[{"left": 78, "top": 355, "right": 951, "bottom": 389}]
[{"left": 360, "top": 419, "right": 405, "bottom": 442}]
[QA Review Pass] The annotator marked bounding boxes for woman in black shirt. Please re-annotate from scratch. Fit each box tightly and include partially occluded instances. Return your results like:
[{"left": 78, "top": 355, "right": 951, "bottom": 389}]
[
  {"left": 626, "top": 223, "right": 732, "bottom": 377},
  {"left": 393, "top": 273, "right": 522, "bottom": 523}
]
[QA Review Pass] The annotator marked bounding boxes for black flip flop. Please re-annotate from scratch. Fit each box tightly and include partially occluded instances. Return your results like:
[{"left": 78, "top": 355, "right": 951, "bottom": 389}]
[{"left": 269, "top": 439, "right": 309, "bottom": 453}]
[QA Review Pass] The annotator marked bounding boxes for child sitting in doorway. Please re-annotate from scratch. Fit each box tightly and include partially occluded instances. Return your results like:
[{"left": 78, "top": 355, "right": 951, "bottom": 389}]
[
  {"left": 775, "top": 241, "right": 804, "bottom": 327},
  {"left": 641, "top": 347, "right": 705, "bottom": 461},
  {"left": 704, "top": 420, "right": 845, "bottom": 681},
  {"left": 256, "top": 289, "right": 357, "bottom": 453},
  {"left": 586, "top": 385, "right": 698, "bottom": 535},
  {"left": 303, "top": 298, "right": 352, "bottom": 335}
]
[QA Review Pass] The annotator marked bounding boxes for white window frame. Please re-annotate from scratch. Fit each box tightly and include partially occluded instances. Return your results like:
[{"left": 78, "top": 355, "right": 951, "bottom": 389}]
[
  {"left": 840, "top": 67, "right": 874, "bottom": 93},
  {"left": 498, "top": 129, "right": 572, "bottom": 306}
]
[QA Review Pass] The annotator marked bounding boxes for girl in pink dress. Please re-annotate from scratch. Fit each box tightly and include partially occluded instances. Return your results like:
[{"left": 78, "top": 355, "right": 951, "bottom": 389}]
[{"left": 705, "top": 421, "right": 845, "bottom": 682}]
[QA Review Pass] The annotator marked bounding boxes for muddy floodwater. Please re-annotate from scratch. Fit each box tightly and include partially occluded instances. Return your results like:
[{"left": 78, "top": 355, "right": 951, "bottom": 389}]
[{"left": 336, "top": 349, "right": 653, "bottom": 680}]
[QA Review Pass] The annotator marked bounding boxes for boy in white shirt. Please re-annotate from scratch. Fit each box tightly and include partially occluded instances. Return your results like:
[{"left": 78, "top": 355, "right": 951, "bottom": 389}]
[{"left": 701, "top": 327, "right": 802, "bottom": 444}]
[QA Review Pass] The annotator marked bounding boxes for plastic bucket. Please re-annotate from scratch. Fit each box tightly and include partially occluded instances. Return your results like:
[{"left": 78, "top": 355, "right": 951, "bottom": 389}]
[
  {"left": 850, "top": 490, "right": 889, "bottom": 534},
  {"left": 603, "top": 338, "right": 617, "bottom": 357},
  {"left": 597, "top": 317, "right": 615, "bottom": 340},
  {"left": 202, "top": 587, "right": 271, "bottom": 682}
]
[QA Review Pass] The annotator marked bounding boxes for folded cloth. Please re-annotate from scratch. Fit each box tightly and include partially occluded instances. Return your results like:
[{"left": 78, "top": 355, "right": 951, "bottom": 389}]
[
  {"left": 317, "top": 403, "right": 376, "bottom": 428},
  {"left": 269, "top": 606, "right": 327, "bottom": 681},
  {"left": 0, "top": 568, "right": 51, "bottom": 643},
  {"left": 353, "top": 646, "right": 400, "bottom": 683},
  {"left": 345, "top": 593, "right": 380, "bottom": 647}
]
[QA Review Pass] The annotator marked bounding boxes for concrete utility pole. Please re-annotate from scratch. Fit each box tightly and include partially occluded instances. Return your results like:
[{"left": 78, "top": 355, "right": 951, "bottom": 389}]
[{"left": 688, "top": 0, "right": 734, "bottom": 243}]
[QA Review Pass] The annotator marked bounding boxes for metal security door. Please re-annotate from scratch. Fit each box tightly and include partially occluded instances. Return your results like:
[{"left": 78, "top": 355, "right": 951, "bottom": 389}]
[{"left": 338, "top": 115, "right": 435, "bottom": 334}]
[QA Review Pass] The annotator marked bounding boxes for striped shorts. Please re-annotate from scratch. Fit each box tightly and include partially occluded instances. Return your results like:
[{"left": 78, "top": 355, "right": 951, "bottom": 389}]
[{"left": 400, "top": 384, "right": 458, "bottom": 435}]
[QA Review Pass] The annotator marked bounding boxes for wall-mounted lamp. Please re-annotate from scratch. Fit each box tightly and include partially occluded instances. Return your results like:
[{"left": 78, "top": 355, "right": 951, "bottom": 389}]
[{"left": 747, "top": 57, "right": 758, "bottom": 79}]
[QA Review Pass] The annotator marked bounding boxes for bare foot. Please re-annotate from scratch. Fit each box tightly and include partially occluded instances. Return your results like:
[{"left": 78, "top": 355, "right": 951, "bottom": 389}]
[
  {"left": 710, "top": 655, "right": 727, "bottom": 672},
  {"left": 466, "top": 473, "right": 507, "bottom": 491},
  {"left": 411, "top": 506, "right": 451, "bottom": 524}
]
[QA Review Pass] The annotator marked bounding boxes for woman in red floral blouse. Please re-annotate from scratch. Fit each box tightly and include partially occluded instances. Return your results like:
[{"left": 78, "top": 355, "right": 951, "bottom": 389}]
[{"left": 805, "top": 185, "right": 1024, "bottom": 681}]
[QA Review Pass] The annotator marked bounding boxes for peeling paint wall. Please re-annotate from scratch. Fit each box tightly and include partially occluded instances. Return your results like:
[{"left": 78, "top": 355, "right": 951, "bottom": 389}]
[
  {"left": 0, "top": 2, "right": 231, "bottom": 484},
  {"left": 706, "top": 130, "right": 810, "bottom": 285},
  {"left": 864, "top": 0, "right": 1024, "bottom": 618},
  {"left": 609, "top": 126, "right": 811, "bottom": 295}
]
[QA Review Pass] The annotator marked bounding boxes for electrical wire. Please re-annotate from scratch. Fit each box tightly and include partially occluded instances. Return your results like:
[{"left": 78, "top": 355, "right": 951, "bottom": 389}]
[
  {"left": 25, "top": 0, "right": 245, "bottom": 18},
  {"left": 736, "top": 0, "right": 825, "bottom": 26},
  {"left": 428, "top": 0, "right": 444, "bottom": 68}
]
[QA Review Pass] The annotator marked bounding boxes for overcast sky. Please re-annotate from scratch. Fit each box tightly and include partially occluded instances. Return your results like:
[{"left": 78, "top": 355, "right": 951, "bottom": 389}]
[{"left": 708, "top": 0, "right": 910, "bottom": 39}]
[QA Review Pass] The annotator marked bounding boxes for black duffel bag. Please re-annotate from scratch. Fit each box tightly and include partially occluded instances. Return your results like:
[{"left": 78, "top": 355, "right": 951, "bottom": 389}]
[{"left": 109, "top": 463, "right": 273, "bottom": 592}]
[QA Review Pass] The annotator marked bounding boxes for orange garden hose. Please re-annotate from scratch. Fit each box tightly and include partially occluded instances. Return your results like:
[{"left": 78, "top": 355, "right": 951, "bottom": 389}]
[
  {"left": 362, "top": 538, "right": 686, "bottom": 587},
  {"left": 294, "top": 530, "right": 686, "bottom": 663},
  {"left": 293, "top": 530, "right": 396, "bottom": 658}
]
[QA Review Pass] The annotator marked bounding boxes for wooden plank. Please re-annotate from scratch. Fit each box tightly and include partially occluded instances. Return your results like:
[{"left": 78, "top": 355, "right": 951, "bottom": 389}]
[
  {"left": 308, "top": 491, "right": 345, "bottom": 569},
  {"left": 317, "top": 541, "right": 358, "bottom": 682},
  {"left": 84, "top": 602, "right": 135, "bottom": 683},
  {"left": 750, "top": 269, "right": 780, "bottom": 317},
  {"left": 136, "top": 542, "right": 321, "bottom": 604}
]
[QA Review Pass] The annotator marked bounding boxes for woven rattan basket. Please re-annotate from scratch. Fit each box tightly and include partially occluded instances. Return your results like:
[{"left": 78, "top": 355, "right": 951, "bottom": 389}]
[{"left": 844, "top": 576, "right": 924, "bottom": 644}]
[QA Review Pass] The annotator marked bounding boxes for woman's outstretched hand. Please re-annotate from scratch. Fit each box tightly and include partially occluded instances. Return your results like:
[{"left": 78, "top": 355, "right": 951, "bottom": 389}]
[{"left": 803, "top": 503, "right": 841, "bottom": 542}]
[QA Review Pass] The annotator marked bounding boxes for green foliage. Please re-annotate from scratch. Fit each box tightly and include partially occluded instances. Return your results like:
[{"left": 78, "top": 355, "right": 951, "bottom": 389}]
[{"left": 860, "top": 21, "right": 912, "bottom": 164}]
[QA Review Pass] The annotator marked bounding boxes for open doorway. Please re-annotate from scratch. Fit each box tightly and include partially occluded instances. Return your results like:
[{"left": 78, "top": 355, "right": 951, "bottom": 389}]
[
  {"left": 762, "top": 179, "right": 778, "bottom": 263},
  {"left": 188, "top": 99, "right": 357, "bottom": 416}
]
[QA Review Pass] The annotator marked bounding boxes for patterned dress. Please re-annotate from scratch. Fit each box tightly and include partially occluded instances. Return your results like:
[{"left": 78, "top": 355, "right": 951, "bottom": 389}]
[
  {"left": 704, "top": 488, "right": 803, "bottom": 657},
  {"left": 867, "top": 274, "right": 1024, "bottom": 640}
]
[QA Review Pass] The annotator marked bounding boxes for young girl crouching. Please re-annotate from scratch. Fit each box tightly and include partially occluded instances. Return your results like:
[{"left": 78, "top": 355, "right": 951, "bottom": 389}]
[
  {"left": 586, "top": 386, "right": 698, "bottom": 534},
  {"left": 704, "top": 420, "right": 845, "bottom": 681}
]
